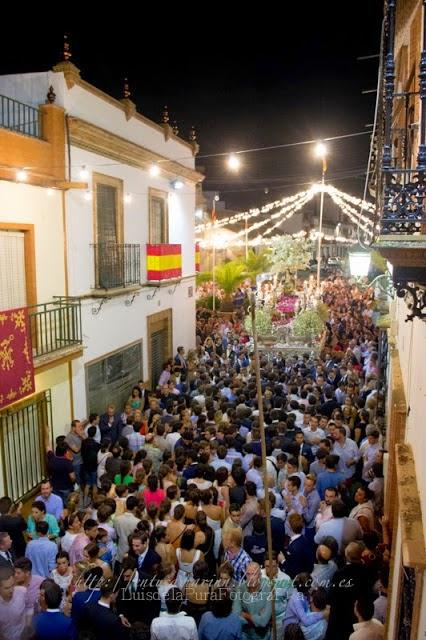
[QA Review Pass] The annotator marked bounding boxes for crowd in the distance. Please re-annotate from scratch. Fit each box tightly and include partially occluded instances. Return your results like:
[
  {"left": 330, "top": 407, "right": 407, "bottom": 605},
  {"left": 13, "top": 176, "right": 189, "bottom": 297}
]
[{"left": 0, "top": 276, "right": 389, "bottom": 640}]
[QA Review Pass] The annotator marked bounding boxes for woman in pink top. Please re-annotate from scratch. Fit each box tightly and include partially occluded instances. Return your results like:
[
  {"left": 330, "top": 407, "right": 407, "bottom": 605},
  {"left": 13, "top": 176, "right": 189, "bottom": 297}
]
[{"left": 143, "top": 474, "right": 166, "bottom": 508}]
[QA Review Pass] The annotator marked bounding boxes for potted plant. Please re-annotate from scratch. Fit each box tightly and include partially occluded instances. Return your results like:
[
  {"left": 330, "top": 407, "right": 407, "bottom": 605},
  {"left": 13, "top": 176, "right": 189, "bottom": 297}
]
[
  {"left": 291, "top": 309, "right": 324, "bottom": 345},
  {"left": 197, "top": 261, "right": 247, "bottom": 313},
  {"left": 245, "top": 307, "right": 275, "bottom": 342}
]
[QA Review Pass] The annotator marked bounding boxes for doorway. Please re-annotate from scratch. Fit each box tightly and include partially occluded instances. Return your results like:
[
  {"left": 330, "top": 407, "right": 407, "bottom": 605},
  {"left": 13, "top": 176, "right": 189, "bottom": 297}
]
[{"left": 147, "top": 309, "right": 172, "bottom": 388}]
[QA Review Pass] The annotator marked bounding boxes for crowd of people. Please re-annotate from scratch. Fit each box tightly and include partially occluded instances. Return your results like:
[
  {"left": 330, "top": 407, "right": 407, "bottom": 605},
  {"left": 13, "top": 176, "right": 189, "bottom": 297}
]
[{"left": 0, "top": 276, "right": 389, "bottom": 640}]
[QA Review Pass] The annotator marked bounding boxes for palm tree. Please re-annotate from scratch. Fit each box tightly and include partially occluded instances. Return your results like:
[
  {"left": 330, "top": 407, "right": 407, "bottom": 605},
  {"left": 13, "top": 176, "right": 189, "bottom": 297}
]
[
  {"left": 242, "top": 249, "right": 272, "bottom": 282},
  {"left": 197, "top": 260, "right": 247, "bottom": 311}
]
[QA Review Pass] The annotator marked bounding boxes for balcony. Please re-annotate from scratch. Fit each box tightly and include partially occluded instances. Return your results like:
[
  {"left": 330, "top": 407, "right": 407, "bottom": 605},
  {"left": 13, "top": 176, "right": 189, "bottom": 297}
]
[
  {"left": 29, "top": 298, "right": 83, "bottom": 368},
  {"left": 91, "top": 243, "right": 141, "bottom": 291},
  {"left": 0, "top": 94, "right": 41, "bottom": 138},
  {"left": 146, "top": 244, "right": 182, "bottom": 282}
]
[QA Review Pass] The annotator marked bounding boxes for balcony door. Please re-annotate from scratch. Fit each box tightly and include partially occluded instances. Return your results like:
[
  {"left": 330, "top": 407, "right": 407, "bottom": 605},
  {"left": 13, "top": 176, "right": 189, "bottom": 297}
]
[
  {"left": 147, "top": 309, "right": 172, "bottom": 388},
  {"left": 0, "top": 224, "right": 36, "bottom": 313},
  {"left": 93, "top": 173, "right": 124, "bottom": 288}
]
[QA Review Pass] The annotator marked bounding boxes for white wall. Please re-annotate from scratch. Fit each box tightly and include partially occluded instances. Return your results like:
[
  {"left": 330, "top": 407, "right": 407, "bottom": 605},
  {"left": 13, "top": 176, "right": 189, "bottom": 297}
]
[
  {"left": 66, "top": 147, "right": 195, "bottom": 296},
  {"left": 0, "top": 180, "right": 65, "bottom": 303},
  {"left": 0, "top": 71, "right": 194, "bottom": 171},
  {"left": 71, "top": 283, "right": 195, "bottom": 418},
  {"left": 395, "top": 298, "right": 426, "bottom": 536}
]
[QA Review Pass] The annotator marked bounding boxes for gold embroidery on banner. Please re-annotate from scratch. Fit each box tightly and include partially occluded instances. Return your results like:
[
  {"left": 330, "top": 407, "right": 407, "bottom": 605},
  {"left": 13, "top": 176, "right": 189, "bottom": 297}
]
[
  {"left": 6, "top": 389, "right": 17, "bottom": 401},
  {"left": 11, "top": 310, "right": 26, "bottom": 333},
  {"left": 0, "top": 313, "right": 7, "bottom": 325},
  {"left": 19, "top": 370, "right": 33, "bottom": 394},
  {"left": 0, "top": 334, "right": 15, "bottom": 370},
  {"left": 22, "top": 338, "right": 31, "bottom": 365}
]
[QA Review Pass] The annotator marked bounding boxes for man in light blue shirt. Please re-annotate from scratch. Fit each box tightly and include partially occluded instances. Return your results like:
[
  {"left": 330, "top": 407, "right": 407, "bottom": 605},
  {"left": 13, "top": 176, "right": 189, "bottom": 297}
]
[
  {"left": 316, "top": 455, "right": 346, "bottom": 500},
  {"left": 25, "top": 521, "right": 57, "bottom": 577},
  {"left": 314, "top": 499, "right": 363, "bottom": 553},
  {"left": 301, "top": 475, "right": 321, "bottom": 541},
  {"left": 332, "top": 428, "right": 359, "bottom": 480},
  {"left": 36, "top": 479, "right": 63, "bottom": 521}
]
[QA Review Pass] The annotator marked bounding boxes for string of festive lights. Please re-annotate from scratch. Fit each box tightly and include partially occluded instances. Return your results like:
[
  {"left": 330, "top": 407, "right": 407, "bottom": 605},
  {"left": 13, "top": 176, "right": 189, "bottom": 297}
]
[
  {"left": 262, "top": 193, "right": 315, "bottom": 236},
  {"left": 230, "top": 191, "right": 312, "bottom": 240},
  {"left": 195, "top": 190, "right": 308, "bottom": 232},
  {"left": 196, "top": 183, "right": 375, "bottom": 233},
  {"left": 327, "top": 190, "right": 374, "bottom": 237},
  {"left": 329, "top": 185, "right": 375, "bottom": 213}
]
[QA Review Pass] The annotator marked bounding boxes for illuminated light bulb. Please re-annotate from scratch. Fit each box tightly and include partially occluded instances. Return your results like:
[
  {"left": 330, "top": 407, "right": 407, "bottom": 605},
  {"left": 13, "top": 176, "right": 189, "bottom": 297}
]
[
  {"left": 149, "top": 164, "right": 161, "bottom": 177},
  {"left": 195, "top": 208, "right": 203, "bottom": 219},
  {"left": 47, "top": 188, "right": 54, "bottom": 196},
  {"left": 214, "top": 194, "right": 220, "bottom": 202},
  {"left": 314, "top": 142, "right": 328, "bottom": 159},
  {"left": 227, "top": 153, "right": 241, "bottom": 171},
  {"left": 172, "top": 179, "right": 184, "bottom": 190},
  {"left": 124, "top": 193, "right": 132, "bottom": 204},
  {"left": 16, "top": 169, "right": 28, "bottom": 182},
  {"left": 80, "top": 166, "right": 89, "bottom": 180},
  {"left": 84, "top": 191, "right": 93, "bottom": 201}
]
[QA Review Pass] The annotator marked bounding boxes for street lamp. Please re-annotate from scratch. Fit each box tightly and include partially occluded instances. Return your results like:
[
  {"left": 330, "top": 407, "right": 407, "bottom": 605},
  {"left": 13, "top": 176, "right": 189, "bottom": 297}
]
[
  {"left": 314, "top": 142, "right": 328, "bottom": 290},
  {"left": 348, "top": 243, "right": 371, "bottom": 278}
]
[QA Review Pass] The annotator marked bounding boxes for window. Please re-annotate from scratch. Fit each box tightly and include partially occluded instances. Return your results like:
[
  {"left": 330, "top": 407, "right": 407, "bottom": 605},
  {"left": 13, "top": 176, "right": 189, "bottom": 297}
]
[
  {"left": 93, "top": 173, "right": 124, "bottom": 288},
  {"left": 86, "top": 341, "right": 143, "bottom": 415},
  {"left": 0, "top": 230, "right": 27, "bottom": 311},
  {"left": 149, "top": 189, "right": 168, "bottom": 244}
]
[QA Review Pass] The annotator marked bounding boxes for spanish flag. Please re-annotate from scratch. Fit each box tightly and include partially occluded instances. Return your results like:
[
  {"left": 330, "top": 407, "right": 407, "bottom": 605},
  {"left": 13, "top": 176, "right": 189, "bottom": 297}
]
[
  {"left": 195, "top": 243, "right": 201, "bottom": 272},
  {"left": 147, "top": 244, "right": 182, "bottom": 281}
]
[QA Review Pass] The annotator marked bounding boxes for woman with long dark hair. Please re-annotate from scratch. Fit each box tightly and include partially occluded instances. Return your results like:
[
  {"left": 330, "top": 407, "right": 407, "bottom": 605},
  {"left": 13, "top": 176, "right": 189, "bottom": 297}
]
[{"left": 175, "top": 529, "right": 204, "bottom": 589}]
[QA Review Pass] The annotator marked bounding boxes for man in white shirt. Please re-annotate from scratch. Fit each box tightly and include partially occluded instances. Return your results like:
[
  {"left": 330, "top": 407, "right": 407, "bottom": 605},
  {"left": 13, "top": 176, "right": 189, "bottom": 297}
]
[
  {"left": 84, "top": 413, "right": 101, "bottom": 443},
  {"left": 151, "top": 587, "right": 198, "bottom": 640},
  {"left": 303, "top": 415, "right": 326, "bottom": 455},
  {"left": 113, "top": 496, "right": 140, "bottom": 563},
  {"left": 349, "top": 598, "right": 384, "bottom": 640},
  {"left": 360, "top": 428, "right": 381, "bottom": 482},
  {"left": 315, "top": 487, "right": 338, "bottom": 531}
]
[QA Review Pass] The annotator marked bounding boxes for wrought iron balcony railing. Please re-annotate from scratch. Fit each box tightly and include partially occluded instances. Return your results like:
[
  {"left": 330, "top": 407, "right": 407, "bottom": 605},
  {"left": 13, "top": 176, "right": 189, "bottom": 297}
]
[
  {"left": 378, "top": 0, "right": 426, "bottom": 235},
  {"left": 0, "top": 94, "right": 42, "bottom": 138},
  {"left": 92, "top": 243, "right": 141, "bottom": 289},
  {"left": 29, "top": 298, "right": 82, "bottom": 359},
  {"left": 381, "top": 169, "right": 426, "bottom": 234}
]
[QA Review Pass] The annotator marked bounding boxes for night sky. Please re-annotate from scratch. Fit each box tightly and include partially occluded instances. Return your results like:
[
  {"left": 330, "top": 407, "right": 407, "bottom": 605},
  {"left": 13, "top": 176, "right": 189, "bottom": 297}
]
[{"left": 0, "top": 3, "right": 383, "bottom": 210}]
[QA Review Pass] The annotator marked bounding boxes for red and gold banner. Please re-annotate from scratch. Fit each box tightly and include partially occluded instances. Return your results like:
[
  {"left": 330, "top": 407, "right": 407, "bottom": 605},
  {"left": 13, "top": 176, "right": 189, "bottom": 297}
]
[
  {"left": 146, "top": 244, "right": 182, "bottom": 281},
  {"left": 0, "top": 307, "right": 35, "bottom": 410},
  {"left": 195, "top": 243, "right": 200, "bottom": 272}
]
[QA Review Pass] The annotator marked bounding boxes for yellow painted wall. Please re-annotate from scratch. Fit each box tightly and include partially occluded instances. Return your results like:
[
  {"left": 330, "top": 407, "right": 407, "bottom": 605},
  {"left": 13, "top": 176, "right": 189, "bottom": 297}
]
[{"left": 35, "top": 363, "right": 72, "bottom": 439}]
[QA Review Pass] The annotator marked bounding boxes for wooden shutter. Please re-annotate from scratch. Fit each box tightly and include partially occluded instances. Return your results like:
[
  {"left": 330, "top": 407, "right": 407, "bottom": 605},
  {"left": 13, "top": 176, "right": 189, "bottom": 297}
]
[{"left": 0, "top": 230, "right": 27, "bottom": 311}]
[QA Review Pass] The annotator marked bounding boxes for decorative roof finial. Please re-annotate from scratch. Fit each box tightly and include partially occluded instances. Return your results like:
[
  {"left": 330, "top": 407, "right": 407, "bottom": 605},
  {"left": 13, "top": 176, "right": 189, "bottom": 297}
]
[
  {"left": 189, "top": 125, "right": 197, "bottom": 143},
  {"left": 63, "top": 34, "right": 72, "bottom": 62},
  {"left": 162, "top": 106, "right": 170, "bottom": 125},
  {"left": 123, "top": 78, "right": 131, "bottom": 100},
  {"left": 172, "top": 120, "right": 179, "bottom": 136},
  {"left": 46, "top": 86, "right": 56, "bottom": 104}
]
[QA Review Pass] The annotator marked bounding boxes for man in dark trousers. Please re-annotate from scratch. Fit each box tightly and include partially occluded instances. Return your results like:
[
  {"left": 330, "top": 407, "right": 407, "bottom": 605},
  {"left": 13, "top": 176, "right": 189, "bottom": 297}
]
[
  {"left": 99, "top": 404, "right": 122, "bottom": 444},
  {"left": 326, "top": 541, "right": 373, "bottom": 640},
  {"left": 82, "top": 577, "right": 129, "bottom": 639},
  {"left": 116, "top": 558, "right": 161, "bottom": 627},
  {"left": 279, "top": 513, "right": 314, "bottom": 579}
]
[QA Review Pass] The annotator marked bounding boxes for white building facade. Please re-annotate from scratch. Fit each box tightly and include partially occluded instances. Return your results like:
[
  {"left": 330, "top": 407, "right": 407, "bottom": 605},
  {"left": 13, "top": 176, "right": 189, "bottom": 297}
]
[{"left": 0, "top": 60, "right": 201, "bottom": 500}]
